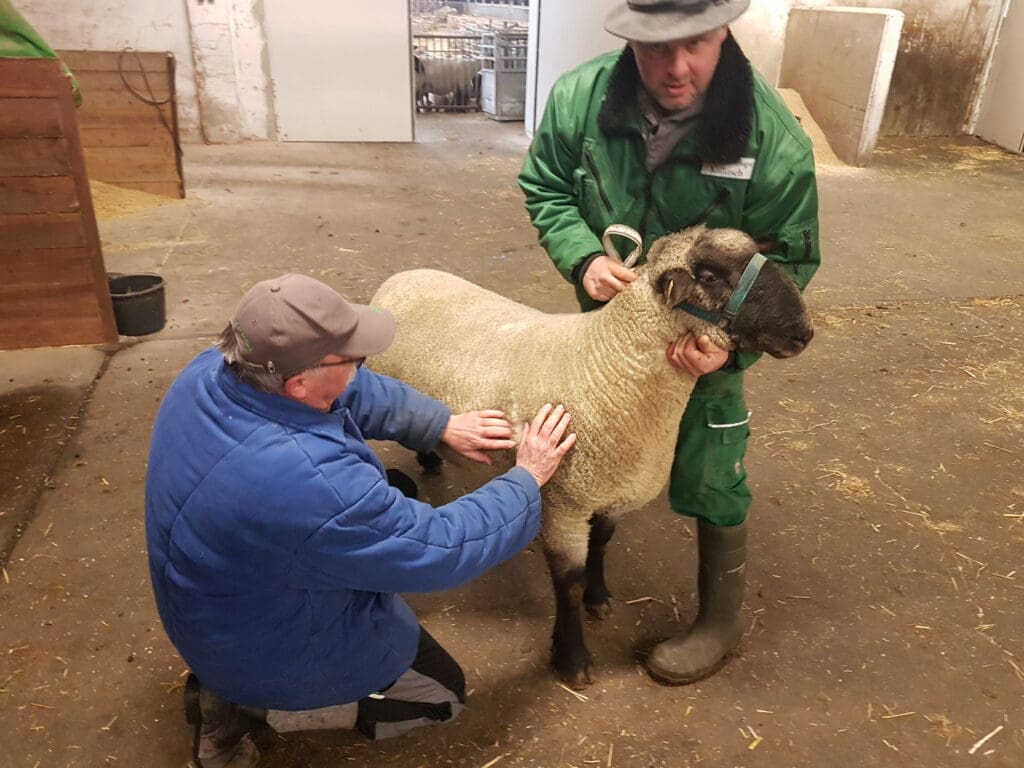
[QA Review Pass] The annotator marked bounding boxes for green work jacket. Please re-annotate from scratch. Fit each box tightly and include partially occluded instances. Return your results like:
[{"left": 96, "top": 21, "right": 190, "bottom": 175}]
[{"left": 519, "top": 38, "right": 820, "bottom": 369}]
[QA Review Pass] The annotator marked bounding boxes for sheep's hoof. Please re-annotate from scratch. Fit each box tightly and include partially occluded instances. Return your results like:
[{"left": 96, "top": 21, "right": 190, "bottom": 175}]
[
  {"left": 584, "top": 599, "right": 613, "bottom": 621},
  {"left": 416, "top": 451, "right": 444, "bottom": 475},
  {"left": 556, "top": 664, "right": 592, "bottom": 690},
  {"left": 552, "top": 648, "right": 593, "bottom": 689}
]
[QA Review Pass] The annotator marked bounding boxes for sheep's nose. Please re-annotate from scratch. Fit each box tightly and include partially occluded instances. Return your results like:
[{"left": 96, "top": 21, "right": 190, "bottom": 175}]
[{"left": 787, "top": 326, "right": 814, "bottom": 354}]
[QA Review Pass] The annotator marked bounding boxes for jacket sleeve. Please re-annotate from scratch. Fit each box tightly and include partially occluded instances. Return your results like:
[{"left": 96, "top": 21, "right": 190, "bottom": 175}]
[
  {"left": 732, "top": 144, "right": 821, "bottom": 370},
  {"left": 335, "top": 367, "right": 450, "bottom": 452},
  {"left": 518, "top": 76, "right": 604, "bottom": 284},
  {"left": 743, "top": 145, "right": 820, "bottom": 291},
  {"left": 290, "top": 459, "right": 542, "bottom": 593}
]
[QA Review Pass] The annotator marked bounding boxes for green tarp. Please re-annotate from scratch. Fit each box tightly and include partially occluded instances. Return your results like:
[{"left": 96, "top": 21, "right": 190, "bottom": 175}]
[{"left": 0, "top": 0, "right": 81, "bottom": 104}]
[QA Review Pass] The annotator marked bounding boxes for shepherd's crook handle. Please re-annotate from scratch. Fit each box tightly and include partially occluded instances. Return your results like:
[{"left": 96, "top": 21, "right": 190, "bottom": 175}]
[{"left": 602, "top": 224, "right": 643, "bottom": 268}]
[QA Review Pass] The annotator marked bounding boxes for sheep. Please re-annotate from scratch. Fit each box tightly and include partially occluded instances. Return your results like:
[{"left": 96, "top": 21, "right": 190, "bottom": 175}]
[
  {"left": 414, "top": 53, "right": 482, "bottom": 111},
  {"left": 368, "top": 225, "right": 813, "bottom": 688}
]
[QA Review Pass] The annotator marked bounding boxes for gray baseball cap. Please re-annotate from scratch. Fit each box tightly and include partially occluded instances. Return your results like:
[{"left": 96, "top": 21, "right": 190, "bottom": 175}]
[
  {"left": 604, "top": 0, "right": 750, "bottom": 43},
  {"left": 230, "top": 273, "right": 395, "bottom": 378}
]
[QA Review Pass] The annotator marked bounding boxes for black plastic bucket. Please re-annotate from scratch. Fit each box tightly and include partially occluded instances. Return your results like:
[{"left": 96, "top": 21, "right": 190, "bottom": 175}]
[{"left": 108, "top": 273, "right": 167, "bottom": 336}]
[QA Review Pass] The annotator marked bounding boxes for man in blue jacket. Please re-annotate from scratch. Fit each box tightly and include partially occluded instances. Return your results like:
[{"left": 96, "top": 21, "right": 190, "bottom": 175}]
[{"left": 145, "top": 273, "right": 576, "bottom": 767}]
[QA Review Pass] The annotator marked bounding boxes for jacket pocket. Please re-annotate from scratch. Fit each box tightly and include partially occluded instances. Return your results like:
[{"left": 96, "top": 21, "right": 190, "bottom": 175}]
[
  {"left": 703, "top": 401, "right": 751, "bottom": 492},
  {"left": 581, "top": 143, "right": 613, "bottom": 214},
  {"left": 774, "top": 218, "right": 823, "bottom": 290}
]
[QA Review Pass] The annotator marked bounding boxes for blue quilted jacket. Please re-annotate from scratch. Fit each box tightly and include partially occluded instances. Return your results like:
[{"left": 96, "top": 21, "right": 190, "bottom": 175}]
[{"left": 145, "top": 348, "right": 541, "bottom": 709}]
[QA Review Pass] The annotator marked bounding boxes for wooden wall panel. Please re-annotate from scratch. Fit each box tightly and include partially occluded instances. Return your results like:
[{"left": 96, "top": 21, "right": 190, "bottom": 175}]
[
  {"left": 58, "top": 49, "right": 184, "bottom": 199},
  {"left": 0, "top": 67, "right": 63, "bottom": 98},
  {"left": 0, "top": 177, "right": 79, "bottom": 215},
  {"left": 0, "top": 213, "right": 88, "bottom": 249},
  {"left": 1, "top": 297, "right": 118, "bottom": 348},
  {"left": 82, "top": 145, "right": 182, "bottom": 184},
  {"left": 0, "top": 137, "right": 72, "bottom": 176},
  {"left": 0, "top": 248, "right": 96, "bottom": 286},
  {"left": 0, "top": 58, "right": 117, "bottom": 350},
  {"left": 77, "top": 123, "right": 169, "bottom": 148},
  {"left": 0, "top": 98, "right": 64, "bottom": 137},
  {"left": 62, "top": 50, "right": 171, "bottom": 73}
]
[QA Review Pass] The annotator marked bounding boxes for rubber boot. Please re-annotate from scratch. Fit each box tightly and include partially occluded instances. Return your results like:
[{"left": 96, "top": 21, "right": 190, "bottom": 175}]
[
  {"left": 185, "top": 674, "right": 263, "bottom": 768},
  {"left": 646, "top": 519, "right": 746, "bottom": 685}
]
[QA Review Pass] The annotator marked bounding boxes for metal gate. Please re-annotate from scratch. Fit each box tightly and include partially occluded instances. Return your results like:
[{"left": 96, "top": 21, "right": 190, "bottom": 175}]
[
  {"left": 480, "top": 32, "right": 527, "bottom": 120},
  {"left": 412, "top": 34, "right": 483, "bottom": 112}
]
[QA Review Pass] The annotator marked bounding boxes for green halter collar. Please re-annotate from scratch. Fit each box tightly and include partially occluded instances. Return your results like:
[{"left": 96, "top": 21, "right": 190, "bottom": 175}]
[{"left": 673, "top": 253, "right": 767, "bottom": 326}]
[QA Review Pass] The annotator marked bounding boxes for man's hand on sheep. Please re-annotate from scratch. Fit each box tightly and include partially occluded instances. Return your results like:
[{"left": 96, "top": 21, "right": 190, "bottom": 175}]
[
  {"left": 582, "top": 255, "right": 637, "bottom": 302},
  {"left": 666, "top": 333, "right": 729, "bottom": 377},
  {"left": 516, "top": 403, "right": 578, "bottom": 488},
  {"left": 441, "top": 410, "right": 518, "bottom": 465}
]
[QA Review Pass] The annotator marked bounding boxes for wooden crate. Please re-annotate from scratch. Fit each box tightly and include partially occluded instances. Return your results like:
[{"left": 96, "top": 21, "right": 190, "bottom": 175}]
[
  {"left": 59, "top": 50, "right": 184, "bottom": 199},
  {"left": 0, "top": 58, "right": 118, "bottom": 350}
]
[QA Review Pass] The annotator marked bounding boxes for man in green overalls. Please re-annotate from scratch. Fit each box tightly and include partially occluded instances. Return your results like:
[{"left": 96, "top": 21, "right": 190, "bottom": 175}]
[{"left": 519, "top": 0, "right": 820, "bottom": 684}]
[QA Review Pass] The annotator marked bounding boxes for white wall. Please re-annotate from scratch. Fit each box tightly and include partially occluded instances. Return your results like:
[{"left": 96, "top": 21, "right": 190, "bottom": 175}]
[
  {"left": 973, "top": 0, "right": 1024, "bottom": 151},
  {"left": 731, "top": 0, "right": 791, "bottom": 84},
  {"left": 264, "top": 0, "right": 413, "bottom": 142},
  {"left": 17, "top": 0, "right": 273, "bottom": 142},
  {"left": 526, "top": 0, "right": 790, "bottom": 136},
  {"left": 20, "top": 0, "right": 1003, "bottom": 142},
  {"left": 526, "top": 0, "right": 619, "bottom": 136},
  {"left": 527, "top": 0, "right": 1004, "bottom": 139},
  {"left": 17, "top": 0, "right": 202, "bottom": 139}
]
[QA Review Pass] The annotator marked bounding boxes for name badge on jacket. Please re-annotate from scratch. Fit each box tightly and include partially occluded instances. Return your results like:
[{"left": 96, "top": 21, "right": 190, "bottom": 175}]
[{"left": 701, "top": 158, "right": 756, "bottom": 180}]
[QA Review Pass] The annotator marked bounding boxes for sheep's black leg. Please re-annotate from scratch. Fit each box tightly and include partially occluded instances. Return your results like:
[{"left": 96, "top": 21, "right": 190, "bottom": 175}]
[
  {"left": 416, "top": 450, "right": 444, "bottom": 475},
  {"left": 584, "top": 513, "right": 616, "bottom": 620},
  {"left": 546, "top": 550, "right": 591, "bottom": 689}
]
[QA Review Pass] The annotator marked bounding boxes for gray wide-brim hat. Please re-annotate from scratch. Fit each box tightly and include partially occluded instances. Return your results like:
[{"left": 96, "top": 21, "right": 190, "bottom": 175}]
[{"left": 604, "top": 0, "right": 751, "bottom": 43}]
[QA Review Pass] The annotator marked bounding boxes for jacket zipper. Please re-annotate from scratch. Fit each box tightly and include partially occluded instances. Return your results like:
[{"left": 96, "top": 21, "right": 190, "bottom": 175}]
[
  {"left": 694, "top": 188, "right": 732, "bottom": 225},
  {"left": 641, "top": 184, "right": 731, "bottom": 243},
  {"left": 583, "top": 146, "right": 614, "bottom": 213},
  {"left": 639, "top": 150, "right": 732, "bottom": 242},
  {"left": 638, "top": 170, "right": 652, "bottom": 243},
  {"left": 803, "top": 228, "right": 812, "bottom": 260}
]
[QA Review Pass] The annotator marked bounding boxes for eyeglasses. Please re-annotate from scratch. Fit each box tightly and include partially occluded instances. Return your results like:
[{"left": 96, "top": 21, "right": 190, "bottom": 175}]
[{"left": 315, "top": 357, "right": 365, "bottom": 370}]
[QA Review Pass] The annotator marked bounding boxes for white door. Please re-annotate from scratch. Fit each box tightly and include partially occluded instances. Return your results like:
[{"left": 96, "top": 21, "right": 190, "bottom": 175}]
[
  {"left": 976, "top": 0, "right": 1024, "bottom": 153},
  {"left": 264, "top": 2, "right": 414, "bottom": 142}
]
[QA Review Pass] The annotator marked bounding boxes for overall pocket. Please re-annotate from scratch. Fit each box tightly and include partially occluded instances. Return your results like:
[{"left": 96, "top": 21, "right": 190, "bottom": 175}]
[{"left": 703, "top": 400, "right": 751, "bottom": 492}]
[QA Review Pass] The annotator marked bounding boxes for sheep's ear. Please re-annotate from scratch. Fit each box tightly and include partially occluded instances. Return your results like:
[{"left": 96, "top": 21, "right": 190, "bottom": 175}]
[{"left": 655, "top": 268, "right": 697, "bottom": 308}]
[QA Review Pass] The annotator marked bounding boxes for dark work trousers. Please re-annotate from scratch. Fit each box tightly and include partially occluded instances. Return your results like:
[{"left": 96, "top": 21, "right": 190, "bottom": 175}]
[{"left": 355, "top": 626, "right": 466, "bottom": 740}]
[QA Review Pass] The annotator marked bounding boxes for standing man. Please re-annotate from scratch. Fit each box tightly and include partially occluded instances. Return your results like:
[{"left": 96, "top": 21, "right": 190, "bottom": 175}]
[
  {"left": 519, "top": 0, "right": 820, "bottom": 685},
  {"left": 146, "top": 273, "right": 575, "bottom": 767}
]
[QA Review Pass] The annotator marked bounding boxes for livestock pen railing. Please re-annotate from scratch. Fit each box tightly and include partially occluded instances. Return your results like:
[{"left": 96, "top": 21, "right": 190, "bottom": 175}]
[{"left": 412, "top": 34, "right": 484, "bottom": 112}]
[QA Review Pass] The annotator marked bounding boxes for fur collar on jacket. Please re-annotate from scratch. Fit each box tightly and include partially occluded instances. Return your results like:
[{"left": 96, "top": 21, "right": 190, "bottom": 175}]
[{"left": 597, "top": 33, "right": 754, "bottom": 163}]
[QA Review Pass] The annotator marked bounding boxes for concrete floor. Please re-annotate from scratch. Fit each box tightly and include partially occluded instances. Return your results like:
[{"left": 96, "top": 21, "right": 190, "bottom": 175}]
[{"left": 1, "top": 114, "right": 1022, "bottom": 767}]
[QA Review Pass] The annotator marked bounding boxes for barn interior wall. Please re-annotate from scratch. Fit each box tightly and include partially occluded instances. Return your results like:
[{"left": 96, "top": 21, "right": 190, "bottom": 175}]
[
  {"left": 529, "top": 0, "right": 1002, "bottom": 138},
  {"left": 16, "top": 0, "right": 202, "bottom": 139},
  {"left": 16, "top": 0, "right": 274, "bottom": 142},
  {"left": 14, "top": 0, "right": 1004, "bottom": 141},
  {"left": 780, "top": 0, "right": 1004, "bottom": 136}
]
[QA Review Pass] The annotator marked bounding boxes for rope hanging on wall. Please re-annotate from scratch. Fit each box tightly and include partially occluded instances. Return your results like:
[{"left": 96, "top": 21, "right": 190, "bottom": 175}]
[{"left": 117, "top": 47, "right": 181, "bottom": 154}]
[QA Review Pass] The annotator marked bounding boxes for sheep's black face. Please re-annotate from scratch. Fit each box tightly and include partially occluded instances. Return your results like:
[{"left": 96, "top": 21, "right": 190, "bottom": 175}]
[
  {"left": 727, "top": 260, "right": 813, "bottom": 358},
  {"left": 654, "top": 228, "right": 813, "bottom": 359}
]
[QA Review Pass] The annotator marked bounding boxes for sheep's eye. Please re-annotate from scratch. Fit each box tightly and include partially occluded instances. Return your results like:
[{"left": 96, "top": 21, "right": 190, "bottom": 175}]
[{"left": 697, "top": 269, "right": 718, "bottom": 285}]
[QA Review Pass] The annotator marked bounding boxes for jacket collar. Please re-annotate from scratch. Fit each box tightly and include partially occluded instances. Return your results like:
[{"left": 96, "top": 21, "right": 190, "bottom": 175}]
[
  {"left": 216, "top": 358, "right": 345, "bottom": 436},
  {"left": 597, "top": 33, "right": 754, "bottom": 163}
]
